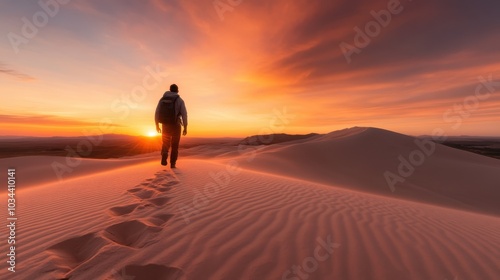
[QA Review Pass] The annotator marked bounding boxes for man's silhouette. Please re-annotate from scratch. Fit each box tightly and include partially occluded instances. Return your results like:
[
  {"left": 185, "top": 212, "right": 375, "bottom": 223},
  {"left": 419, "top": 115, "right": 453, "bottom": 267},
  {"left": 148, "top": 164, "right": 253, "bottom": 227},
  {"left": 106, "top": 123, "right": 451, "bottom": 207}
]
[{"left": 155, "top": 84, "right": 188, "bottom": 168}]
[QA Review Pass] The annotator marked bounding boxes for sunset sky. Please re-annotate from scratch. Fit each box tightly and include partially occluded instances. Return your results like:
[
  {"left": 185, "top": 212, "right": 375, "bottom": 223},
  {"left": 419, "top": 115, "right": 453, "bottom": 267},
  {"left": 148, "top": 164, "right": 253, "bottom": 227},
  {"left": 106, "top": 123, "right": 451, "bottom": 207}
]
[{"left": 1, "top": 0, "right": 499, "bottom": 137}]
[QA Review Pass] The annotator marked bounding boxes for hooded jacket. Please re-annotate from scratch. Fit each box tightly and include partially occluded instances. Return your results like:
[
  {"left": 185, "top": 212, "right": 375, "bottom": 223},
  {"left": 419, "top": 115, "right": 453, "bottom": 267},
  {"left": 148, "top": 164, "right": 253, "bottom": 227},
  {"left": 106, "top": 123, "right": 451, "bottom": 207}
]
[{"left": 155, "top": 91, "right": 188, "bottom": 127}]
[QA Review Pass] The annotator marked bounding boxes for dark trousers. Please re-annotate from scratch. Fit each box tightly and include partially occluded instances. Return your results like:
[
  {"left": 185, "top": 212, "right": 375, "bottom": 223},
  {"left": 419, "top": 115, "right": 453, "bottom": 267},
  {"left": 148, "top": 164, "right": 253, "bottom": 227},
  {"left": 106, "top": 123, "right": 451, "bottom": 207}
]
[{"left": 161, "top": 124, "right": 181, "bottom": 164}]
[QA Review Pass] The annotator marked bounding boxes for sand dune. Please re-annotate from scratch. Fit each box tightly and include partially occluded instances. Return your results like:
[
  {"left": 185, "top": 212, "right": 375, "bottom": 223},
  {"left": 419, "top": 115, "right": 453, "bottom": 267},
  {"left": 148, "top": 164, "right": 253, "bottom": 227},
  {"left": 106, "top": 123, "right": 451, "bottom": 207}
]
[
  {"left": 237, "top": 127, "right": 500, "bottom": 215},
  {"left": 1, "top": 127, "right": 499, "bottom": 280}
]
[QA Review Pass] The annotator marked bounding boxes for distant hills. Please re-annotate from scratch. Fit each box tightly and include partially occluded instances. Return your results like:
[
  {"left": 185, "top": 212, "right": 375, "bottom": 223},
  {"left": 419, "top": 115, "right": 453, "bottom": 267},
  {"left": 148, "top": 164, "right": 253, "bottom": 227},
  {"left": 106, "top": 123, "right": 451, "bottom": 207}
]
[
  {"left": 0, "top": 131, "right": 499, "bottom": 160},
  {"left": 239, "top": 133, "right": 320, "bottom": 146}
]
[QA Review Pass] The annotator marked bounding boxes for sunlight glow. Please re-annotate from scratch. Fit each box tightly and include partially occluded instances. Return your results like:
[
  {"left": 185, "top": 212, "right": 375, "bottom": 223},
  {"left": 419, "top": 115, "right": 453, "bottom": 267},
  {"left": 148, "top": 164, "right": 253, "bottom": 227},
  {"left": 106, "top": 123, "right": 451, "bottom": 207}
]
[{"left": 146, "top": 130, "right": 157, "bottom": 137}]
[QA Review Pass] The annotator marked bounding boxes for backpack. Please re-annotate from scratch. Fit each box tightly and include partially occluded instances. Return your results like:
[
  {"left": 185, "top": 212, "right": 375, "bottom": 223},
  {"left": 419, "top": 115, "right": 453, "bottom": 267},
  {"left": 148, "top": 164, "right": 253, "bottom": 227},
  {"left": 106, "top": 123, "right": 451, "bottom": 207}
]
[{"left": 158, "top": 95, "right": 179, "bottom": 125}]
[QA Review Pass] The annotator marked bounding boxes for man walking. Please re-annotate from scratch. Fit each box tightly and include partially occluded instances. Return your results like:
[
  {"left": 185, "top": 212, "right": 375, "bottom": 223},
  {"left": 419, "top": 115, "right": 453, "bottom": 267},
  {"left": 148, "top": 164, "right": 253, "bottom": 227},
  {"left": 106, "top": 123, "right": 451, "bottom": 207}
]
[{"left": 155, "top": 84, "right": 188, "bottom": 168}]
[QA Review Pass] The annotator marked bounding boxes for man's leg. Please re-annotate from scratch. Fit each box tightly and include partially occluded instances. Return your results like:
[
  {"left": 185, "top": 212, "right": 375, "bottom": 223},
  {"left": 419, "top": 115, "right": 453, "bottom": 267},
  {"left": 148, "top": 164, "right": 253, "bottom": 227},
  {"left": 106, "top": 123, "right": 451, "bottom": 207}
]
[
  {"left": 170, "top": 125, "right": 182, "bottom": 167},
  {"left": 161, "top": 124, "right": 173, "bottom": 166}
]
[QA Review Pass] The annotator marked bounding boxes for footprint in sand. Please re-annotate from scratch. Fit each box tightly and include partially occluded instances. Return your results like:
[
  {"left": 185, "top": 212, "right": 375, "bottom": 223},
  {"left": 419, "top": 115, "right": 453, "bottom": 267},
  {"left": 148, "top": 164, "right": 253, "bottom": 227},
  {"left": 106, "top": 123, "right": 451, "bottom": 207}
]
[
  {"left": 163, "top": 181, "right": 179, "bottom": 187},
  {"left": 146, "top": 179, "right": 178, "bottom": 192},
  {"left": 137, "top": 202, "right": 154, "bottom": 210},
  {"left": 108, "top": 203, "right": 141, "bottom": 216},
  {"left": 46, "top": 233, "right": 109, "bottom": 272},
  {"left": 147, "top": 213, "right": 174, "bottom": 226},
  {"left": 114, "top": 264, "right": 183, "bottom": 280},
  {"left": 102, "top": 220, "right": 162, "bottom": 248},
  {"left": 152, "top": 181, "right": 178, "bottom": 192},
  {"left": 154, "top": 171, "right": 177, "bottom": 181},
  {"left": 150, "top": 176, "right": 168, "bottom": 184},
  {"left": 148, "top": 197, "right": 171, "bottom": 207},
  {"left": 108, "top": 201, "right": 155, "bottom": 217},
  {"left": 128, "top": 188, "right": 158, "bottom": 200},
  {"left": 156, "top": 186, "right": 172, "bottom": 192},
  {"left": 127, "top": 187, "right": 143, "bottom": 193}
]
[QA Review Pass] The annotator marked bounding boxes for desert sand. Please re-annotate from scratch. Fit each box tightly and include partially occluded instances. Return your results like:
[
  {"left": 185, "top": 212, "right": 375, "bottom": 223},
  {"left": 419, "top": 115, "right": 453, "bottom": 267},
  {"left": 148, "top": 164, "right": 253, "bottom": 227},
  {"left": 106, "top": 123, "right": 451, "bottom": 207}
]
[{"left": 0, "top": 127, "right": 499, "bottom": 280}]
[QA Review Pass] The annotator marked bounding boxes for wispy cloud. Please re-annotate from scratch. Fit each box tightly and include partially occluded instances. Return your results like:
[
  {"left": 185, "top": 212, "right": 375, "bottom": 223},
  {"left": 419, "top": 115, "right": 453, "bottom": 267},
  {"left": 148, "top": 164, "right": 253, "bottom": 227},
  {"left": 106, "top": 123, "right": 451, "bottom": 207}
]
[
  {"left": 0, "top": 62, "right": 35, "bottom": 81},
  {"left": 0, "top": 114, "right": 108, "bottom": 127}
]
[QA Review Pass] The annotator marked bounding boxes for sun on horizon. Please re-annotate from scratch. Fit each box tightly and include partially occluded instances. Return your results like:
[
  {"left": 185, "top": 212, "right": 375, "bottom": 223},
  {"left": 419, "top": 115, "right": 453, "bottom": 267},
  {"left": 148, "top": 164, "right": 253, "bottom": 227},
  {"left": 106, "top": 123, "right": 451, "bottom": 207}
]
[{"left": 146, "top": 130, "right": 158, "bottom": 137}]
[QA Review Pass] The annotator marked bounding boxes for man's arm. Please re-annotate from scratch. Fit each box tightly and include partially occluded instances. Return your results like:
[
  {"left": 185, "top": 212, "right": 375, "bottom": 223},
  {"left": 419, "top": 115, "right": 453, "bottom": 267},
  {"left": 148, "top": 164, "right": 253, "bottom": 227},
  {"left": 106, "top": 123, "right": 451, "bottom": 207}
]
[
  {"left": 180, "top": 98, "right": 188, "bottom": 136},
  {"left": 155, "top": 101, "right": 161, "bottom": 133}
]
